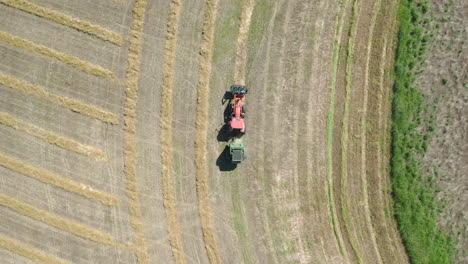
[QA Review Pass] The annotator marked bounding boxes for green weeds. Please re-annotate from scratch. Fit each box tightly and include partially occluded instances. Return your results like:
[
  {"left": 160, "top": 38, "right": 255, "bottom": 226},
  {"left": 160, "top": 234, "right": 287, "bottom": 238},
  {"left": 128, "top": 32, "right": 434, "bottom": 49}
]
[{"left": 391, "top": 0, "right": 455, "bottom": 263}]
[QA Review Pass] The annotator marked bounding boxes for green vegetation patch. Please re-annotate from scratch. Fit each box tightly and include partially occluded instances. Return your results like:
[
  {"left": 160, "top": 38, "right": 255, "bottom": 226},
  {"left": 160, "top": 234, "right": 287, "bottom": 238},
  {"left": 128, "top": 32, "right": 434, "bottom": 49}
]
[{"left": 391, "top": 0, "right": 455, "bottom": 263}]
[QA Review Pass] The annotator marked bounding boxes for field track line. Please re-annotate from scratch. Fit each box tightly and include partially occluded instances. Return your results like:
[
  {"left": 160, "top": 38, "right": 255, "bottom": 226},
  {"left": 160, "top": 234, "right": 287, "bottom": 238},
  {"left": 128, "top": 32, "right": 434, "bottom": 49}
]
[
  {"left": 160, "top": 0, "right": 187, "bottom": 263},
  {"left": 0, "top": 31, "right": 118, "bottom": 81},
  {"left": 0, "top": 152, "right": 119, "bottom": 206},
  {"left": 0, "top": 0, "right": 124, "bottom": 46},
  {"left": 194, "top": 0, "right": 221, "bottom": 263},
  {"left": 340, "top": 0, "right": 363, "bottom": 262},
  {"left": 0, "top": 234, "right": 69, "bottom": 264},
  {"left": 233, "top": 0, "right": 255, "bottom": 85},
  {"left": 358, "top": 0, "right": 384, "bottom": 262},
  {"left": 0, "top": 72, "right": 119, "bottom": 124},
  {"left": 0, "top": 194, "right": 125, "bottom": 247},
  {"left": 325, "top": 0, "right": 351, "bottom": 260},
  {"left": 122, "top": 0, "right": 149, "bottom": 263},
  {"left": 0, "top": 112, "right": 107, "bottom": 161}
]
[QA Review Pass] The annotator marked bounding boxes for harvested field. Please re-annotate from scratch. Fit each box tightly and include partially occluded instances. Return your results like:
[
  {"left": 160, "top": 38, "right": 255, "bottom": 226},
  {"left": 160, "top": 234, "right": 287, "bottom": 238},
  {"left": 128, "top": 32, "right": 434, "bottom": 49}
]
[{"left": 0, "top": 0, "right": 437, "bottom": 263}]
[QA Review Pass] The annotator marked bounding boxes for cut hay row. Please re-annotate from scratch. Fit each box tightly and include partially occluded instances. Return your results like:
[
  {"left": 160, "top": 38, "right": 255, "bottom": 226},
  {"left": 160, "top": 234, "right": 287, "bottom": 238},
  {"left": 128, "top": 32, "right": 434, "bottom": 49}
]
[
  {"left": 233, "top": 0, "right": 255, "bottom": 85},
  {"left": 0, "top": 31, "right": 118, "bottom": 81},
  {"left": 324, "top": 0, "right": 351, "bottom": 260},
  {"left": 357, "top": 0, "right": 384, "bottom": 261},
  {"left": 0, "top": 72, "right": 119, "bottom": 124},
  {"left": 0, "top": 0, "right": 124, "bottom": 46},
  {"left": 340, "top": 0, "right": 363, "bottom": 262},
  {"left": 159, "top": 0, "right": 187, "bottom": 263},
  {"left": 0, "top": 112, "right": 107, "bottom": 161},
  {"left": 0, "top": 152, "right": 119, "bottom": 206},
  {"left": 0, "top": 234, "right": 69, "bottom": 264},
  {"left": 194, "top": 0, "right": 221, "bottom": 263},
  {"left": 0, "top": 194, "right": 122, "bottom": 247},
  {"left": 121, "top": 0, "right": 150, "bottom": 263}
]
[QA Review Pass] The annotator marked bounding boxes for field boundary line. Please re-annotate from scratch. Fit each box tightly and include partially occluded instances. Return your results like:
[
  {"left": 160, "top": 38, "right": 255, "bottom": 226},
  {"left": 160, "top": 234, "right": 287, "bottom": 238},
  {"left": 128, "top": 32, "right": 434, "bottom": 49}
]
[
  {"left": 325, "top": 0, "right": 351, "bottom": 260},
  {"left": 233, "top": 0, "right": 255, "bottom": 85},
  {"left": 194, "top": 0, "right": 221, "bottom": 263},
  {"left": 0, "top": 0, "right": 124, "bottom": 46},
  {"left": 0, "top": 234, "right": 69, "bottom": 264},
  {"left": 0, "top": 31, "right": 117, "bottom": 81},
  {"left": 0, "top": 72, "right": 119, "bottom": 124},
  {"left": 160, "top": 0, "right": 187, "bottom": 263},
  {"left": 0, "top": 112, "right": 107, "bottom": 161},
  {"left": 0, "top": 194, "right": 124, "bottom": 247},
  {"left": 122, "top": 0, "right": 150, "bottom": 263},
  {"left": 358, "top": 0, "right": 384, "bottom": 262},
  {"left": 0, "top": 152, "right": 119, "bottom": 206}
]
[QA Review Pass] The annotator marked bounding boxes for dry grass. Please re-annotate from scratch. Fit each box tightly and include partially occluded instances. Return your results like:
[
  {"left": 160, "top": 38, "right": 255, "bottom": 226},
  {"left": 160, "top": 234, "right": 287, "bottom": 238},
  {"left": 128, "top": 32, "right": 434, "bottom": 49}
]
[
  {"left": 0, "top": 152, "right": 119, "bottom": 206},
  {"left": 233, "top": 0, "right": 255, "bottom": 85},
  {"left": 0, "top": 31, "right": 117, "bottom": 81},
  {"left": 325, "top": 0, "right": 351, "bottom": 260},
  {"left": 159, "top": 0, "right": 187, "bottom": 263},
  {"left": 122, "top": 0, "right": 150, "bottom": 263},
  {"left": 0, "top": 72, "right": 119, "bottom": 124},
  {"left": 0, "top": 194, "right": 123, "bottom": 247},
  {"left": 0, "top": 0, "right": 124, "bottom": 46},
  {"left": 0, "top": 112, "right": 107, "bottom": 161},
  {"left": 0, "top": 234, "right": 69, "bottom": 264},
  {"left": 194, "top": 0, "right": 221, "bottom": 263}
]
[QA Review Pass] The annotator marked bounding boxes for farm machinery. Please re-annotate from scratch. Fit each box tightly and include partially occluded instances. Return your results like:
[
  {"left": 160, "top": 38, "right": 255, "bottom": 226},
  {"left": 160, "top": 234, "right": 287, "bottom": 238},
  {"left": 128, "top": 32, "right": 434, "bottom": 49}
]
[{"left": 226, "top": 85, "right": 247, "bottom": 164}]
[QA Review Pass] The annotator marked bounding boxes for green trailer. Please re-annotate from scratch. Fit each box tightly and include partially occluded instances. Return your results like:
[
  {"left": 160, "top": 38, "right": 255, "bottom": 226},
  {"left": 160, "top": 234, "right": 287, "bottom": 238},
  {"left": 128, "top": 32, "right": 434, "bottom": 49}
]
[{"left": 229, "top": 138, "right": 246, "bottom": 164}]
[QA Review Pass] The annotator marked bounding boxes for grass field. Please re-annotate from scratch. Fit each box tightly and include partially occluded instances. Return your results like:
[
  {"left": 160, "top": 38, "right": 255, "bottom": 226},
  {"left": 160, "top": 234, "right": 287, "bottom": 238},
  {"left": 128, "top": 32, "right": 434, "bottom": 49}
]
[{"left": 390, "top": 0, "right": 455, "bottom": 263}]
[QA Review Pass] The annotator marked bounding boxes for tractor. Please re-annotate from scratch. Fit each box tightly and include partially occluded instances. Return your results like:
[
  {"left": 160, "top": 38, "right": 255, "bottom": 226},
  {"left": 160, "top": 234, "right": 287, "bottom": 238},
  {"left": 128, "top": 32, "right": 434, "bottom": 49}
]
[
  {"left": 226, "top": 85, "right": 248, "bottom": 164},
  {"left": 228, "top": 85, "right": 247, "bottom": 136}
]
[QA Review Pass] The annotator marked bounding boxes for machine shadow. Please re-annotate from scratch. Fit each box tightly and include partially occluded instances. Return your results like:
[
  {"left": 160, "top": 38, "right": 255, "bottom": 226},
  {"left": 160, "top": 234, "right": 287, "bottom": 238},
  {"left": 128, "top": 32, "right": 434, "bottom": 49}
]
[{"left": 216, "top": 146, "right": 237, "bottom": 171}]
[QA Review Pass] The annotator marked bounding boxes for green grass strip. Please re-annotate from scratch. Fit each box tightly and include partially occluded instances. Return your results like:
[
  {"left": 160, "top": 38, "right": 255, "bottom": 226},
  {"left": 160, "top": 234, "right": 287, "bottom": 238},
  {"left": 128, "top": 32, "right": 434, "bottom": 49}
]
[{"left": 391, "top": 1, "right": 455, "bottom": 263}]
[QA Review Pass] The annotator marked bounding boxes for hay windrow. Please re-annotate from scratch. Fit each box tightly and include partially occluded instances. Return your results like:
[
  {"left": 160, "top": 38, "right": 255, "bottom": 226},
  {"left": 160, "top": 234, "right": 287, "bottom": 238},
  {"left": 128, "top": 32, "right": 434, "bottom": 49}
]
[
  {"left": 0, "top": 195, "right": 121, "bottom": 247},
  {"left": 194, "top": 0, "right": 221, "bottom": 263},
  {"left": 0, "top": 234, "right": 69, "bottom": 264},
  {"left": 159, "top": 0, "right": 187, "bottom": 263},
  {"left": 0, "top": 72, "right": 119, "bottom": 124},
  {"left": 233, "top": 0, "right": 255, "bottom": 85},
  {"left": 0, "top": 0, "right": 124, "bottom": 46},
  {"left": 0, "top": 31, "right": 117, "bottom": 81},
  {"left": 0, "top": 112, "right": 107, "bottom": 161},
  {"left": 0, "top": 152, "right": 119, "bottom": 206},
  {"left": 122, "top": 0, "right": 149, "bottom": 263}
]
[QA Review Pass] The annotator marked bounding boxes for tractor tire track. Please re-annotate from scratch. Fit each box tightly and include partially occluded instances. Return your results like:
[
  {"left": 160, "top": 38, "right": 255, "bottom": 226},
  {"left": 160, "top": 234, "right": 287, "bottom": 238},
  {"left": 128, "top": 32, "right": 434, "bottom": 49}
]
[
  {"left": 297, "top": 0, "right": 341, "bottom": 261},
  {"left": 233, "top": 0, "right": 255, "bottom": 85},
  {"left": 0, "top": 112, "right": 107, "bottom": 161},
  {"left": 159, "top": 0, "right": 187, "bottom": 263},
  {"left": 0, "top": 0, "right": 124, "bottom": 46},
  {"left": 0, "top": 152, "right": 119, "bottom": 206},
  {"left": 0, "top": 31, "right": 117, "bottom": 81},
  {"left": 194, "top": 0, "right": 221, "bottom": 263},
  {"left": 0, "top": 234, "right": 69, "bottom": 264},
  {"left": 0, "top": 194, "right": 124, "bottom": 248},
  {"left": 325, "top": 0, "right": 353, "bottom": 261},
  {"left": 355, "top": 0, "right": 384, "bottom": 261},
  {"left": 122, "top": 0, "right": 150, "bottom": 263}
]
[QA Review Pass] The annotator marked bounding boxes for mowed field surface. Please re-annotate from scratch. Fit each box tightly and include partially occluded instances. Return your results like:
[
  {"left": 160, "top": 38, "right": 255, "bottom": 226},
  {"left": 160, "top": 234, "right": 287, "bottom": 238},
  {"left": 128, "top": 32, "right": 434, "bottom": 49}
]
[{"left": 0, "top": 0, "right": 407, "bottom": 263}]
